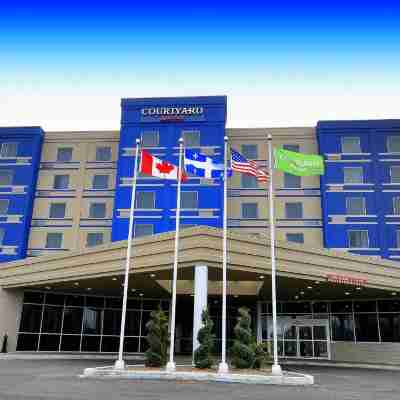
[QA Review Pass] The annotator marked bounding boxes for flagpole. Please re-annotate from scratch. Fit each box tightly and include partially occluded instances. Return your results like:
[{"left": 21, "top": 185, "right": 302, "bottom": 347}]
[
  {"left": 166, "top": 137, "right": 184, "bottom": 373},
  {"left": 267, "top": 133, "right": 282, "bottom": 376},
  {"left": 218, "top": 136, "right": 229, "bottom": 374},
  {"left": 114, "top": 137, "right": 141, "bottom": 370}
]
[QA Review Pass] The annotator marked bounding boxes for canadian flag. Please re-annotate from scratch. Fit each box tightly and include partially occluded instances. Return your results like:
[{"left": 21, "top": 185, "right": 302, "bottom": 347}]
[{"left": 139, "top": 150, "right": 187, "bottom": 181}]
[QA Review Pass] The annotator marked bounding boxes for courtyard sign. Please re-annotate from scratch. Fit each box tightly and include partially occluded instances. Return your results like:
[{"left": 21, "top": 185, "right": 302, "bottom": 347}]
[
  {"left": 141, "top": 106, "right": 204, "bottom": 116},
  {"left": 326, "top": 273, "right": 368, "bottom": 286}
]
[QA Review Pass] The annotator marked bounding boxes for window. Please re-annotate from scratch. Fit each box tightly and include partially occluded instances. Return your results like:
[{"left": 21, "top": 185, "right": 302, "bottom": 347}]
[
  {"left": 134, "top": 224, "right": 153, "bottom": 237},
  {"left": 394, "top": 197, "right": 400, "bottom": 215},
  {"left": 331, "top": 314, "right": 355, "bottom": 341},
  {"left": 341, "top": 137, "right": 361, "bottom": 153},
  {"left": 92, "top": 175, "right": 109, "bottom": 190},
  {"left": 0, "top": 143, "right": 18, "bottom": 157},
  {"left": 89, "top": 203, "right": 106, "bottom": 218},
  {"left": 355, "top": 314, "right": 379, "bottom": 342},
  {"left": 136, "top": 191, "right": 155, "bottom": 209},
  {"left": 387, "top": 136, "right": 400, "bottom": 153},
  {"left": 57, "top": 147, "right": 73, "bottom": 162},
  {"left": 183, "top": 130, "right": 200, "bottom": 147},
  {"left": 45, "top": 233, "right": 63, "bottom": 249},
  {"left": 242, "top": 144, "right": 258, "bottom": 159},
  {"left": 379, "top": 314, "right": 400, "bottom": 342},
  {"left": 348, "top": 230, "right": 369, "bottom": 248},
  {"left": 241, "top": 174, "right": 258, "bottom": 188},
  {"left": 0, "top": 228, "right": 4, "bottom": 245},
  {"left": 343, "top": 167, "right": 363, "bottom": 184},
  {"left": 0, "top": 170, "right": 13, "bottom": 186},
  {"left": 396, "top": 230, "right": 400, "bottom": 248},
  {"left": 141, "top": 131, "right": 159, "bottom": 147},
  {"left": 181, "top": 191, "right": 198, "bottom": 209},
  {"left": 96, "top": 146, "right": 111, "bottom": 161},
  {"left": 49, "top": 203, "right": 66, "bottom": 219},
  {"left": 285, "top": 202, "right": 303, "bottom": 219},
  {"left": 286, "top": 233, "right": 304, "bottom": 244},
  {"left": 242, "top": 203, "right": 258, "bottom": 219},
  {"left": 390, "top": 166, "right": 400, "bottom": 183},
  {"left": 53, "top": 175, "right": 69, "bottom": 190},
  {"left": 283, "top": 144, "right": 300, "bottom": 153},
  {"left": 346, "top": 197, "right": 366, "bottom": 215},
  {"left": 0, "top": 199, "right": 9, "bottom": 214},
  {"left": 86, "top": 232, "right": 104, "bottom": 247},
  {"left": 284, "top": 173, "right": 301, "bottom": 188}
]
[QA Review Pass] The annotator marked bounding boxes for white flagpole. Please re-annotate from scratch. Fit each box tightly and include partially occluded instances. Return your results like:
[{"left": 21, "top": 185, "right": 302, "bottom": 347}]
[
  {"left": 267, "top": 133, "right": 282, "bottom": 376},
  {"left": 218, "top": 136, "right": 229, "bottom": 374},
  {"left": 115, "top": 137, "right": 141, "bottom": 370},
  {"left": 166, "top": 137, "right": 184, "bottom": 372}
]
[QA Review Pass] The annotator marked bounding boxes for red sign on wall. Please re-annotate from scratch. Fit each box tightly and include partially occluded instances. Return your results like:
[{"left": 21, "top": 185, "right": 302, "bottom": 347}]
[{"left": 326, "top": 273, "right": 368, "bottom": 286}]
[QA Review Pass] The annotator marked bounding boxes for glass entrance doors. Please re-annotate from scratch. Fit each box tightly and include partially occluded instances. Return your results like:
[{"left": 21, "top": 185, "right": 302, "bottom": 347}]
[{"left": 263, "top": 317, "right": 330, "bottom": 359}]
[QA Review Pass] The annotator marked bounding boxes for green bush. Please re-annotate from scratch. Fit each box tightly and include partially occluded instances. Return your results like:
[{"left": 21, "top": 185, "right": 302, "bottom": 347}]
[
  {"left": 145, "top": 308, "right": 169, "bottom": 367},
  {"left": 231, "top": 307, "right": 255, "bottom": 369},
  {"left": 252, "top": 340, "right": 270, "bottom": 369},
  {"left": 194, "top": 308, "right": 215, "bottom": 369}
]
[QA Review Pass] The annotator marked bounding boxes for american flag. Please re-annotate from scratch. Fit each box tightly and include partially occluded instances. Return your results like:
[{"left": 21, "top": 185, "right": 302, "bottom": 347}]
[{"left": 230, "top": 149, "right": 269, "bottom": 182}]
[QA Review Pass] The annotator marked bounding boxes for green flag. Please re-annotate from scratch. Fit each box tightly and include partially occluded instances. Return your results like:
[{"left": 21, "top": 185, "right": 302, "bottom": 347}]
[{"left": 274, "top": 148, "right": 324, "bottom": 176}]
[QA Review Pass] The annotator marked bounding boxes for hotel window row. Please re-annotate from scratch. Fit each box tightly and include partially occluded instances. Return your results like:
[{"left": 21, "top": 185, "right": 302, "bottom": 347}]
[
  {"left": 140, "top": 130, "right": 201, "bottom": 148},
  {"left": 135, "top": 191, "right": 198, "bottom": 209},
  {"left": 340, "top": 135, "right": 400, "bottom": 154},
  {"left": 0, "top": 142, "right": 18, "bottom": 158},
  {"left": 241, "top": 173, "right": 301, "bottom": 188},
  {"left": 42, "top": 232, "right": 106, "bottom": 249},
  {"left": 46, "top": 202, "right": 107, "bottom": 219},
  {"left": 342, "top": 166, "right": 400, "bottom": 184},
  {"left": 54, "top": 146, "right": 113, "bottom": 162},
  {"left": 51, "top": 174, "right": 111, "bottom": 190}
]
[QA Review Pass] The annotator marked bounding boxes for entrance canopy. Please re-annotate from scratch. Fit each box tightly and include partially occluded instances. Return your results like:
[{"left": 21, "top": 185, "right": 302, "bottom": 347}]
[{"left": 1, "top": 226, "right": 400, "bottom": 299}]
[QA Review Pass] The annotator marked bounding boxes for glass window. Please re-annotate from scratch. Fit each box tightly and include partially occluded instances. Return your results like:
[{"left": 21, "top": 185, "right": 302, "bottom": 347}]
[
  {"left": 125, "top": 310, "right": 141, "bottom": 336},
  {"left": 242, "top": 203, "right": 258, "bottom": 219},
  {"left": 183, "top": 130, "right": 200, "bottom": 147},
  {"left": 49, "top": 203, "right": 66, "bottom": 219},
  {"left": 86, "top": 232, "right": 104, "bottom": 247},
  {"left": 331, "top": 314, "right": 355, "bottom": 341},
  {"left": 343, "top": 167, "right": 363, "bottom": 184},
  {"left": 92, "top": 175, "right": 109, "bottom": 189},
  {"left": 62, "top": 308, "right": 83, "bottom": 334},
  {"left": 285, "top": 202, "right": 303, "bottom": 219},
  {"left": 0, "top": 228, "right": 5, "bottom": 245},
  {"left": 57, "top": 147, "right": 73, "bottom": 162},
  {"left": 331, "top": 301, "right": 353, "bottom": 313},
  {"left": 284, "top": 173, "right": 301, "bottom": 188},
  {"left": 89, "top": 202, "right": 106, "bottom": 218},
  {"left": 19, "top": 304, "right": 42, "bottom": 332},
  {"left": 341, "top": 137, "right": 361, "bottom": 153},
  {"left": 241, "top": 174, "right": 258, "bottom": 188},
  {"left": 0, "top": 199, "right": 9, "bottom": 214},
  {"left": 313, "top": 302, "right": 329, "bottom": 313},
  {"left": 286, "top": 233, "right": 304, "bottom": 244},
  {"left": 82, "top": 307, "right": 102, "bottom": 334},
  {"left": 283, "top": 144, "right": 300, "bottom": 153},
  {"left": 393, "top": 197, "right": 400, "bottom": 215},
  {"left": 39, "top": 334, "right": 60, "bottom": 351},
  {"left": 45, "top": 293, "right": 65, "bottom": 305},
  {"left": 60, "top": 335, "right": 81, "bottom": 351},
  {"left": 354, "top": 301, "right": 376, "bottom": 312},
  {"left": 181, "top": 191, "right": 198, "bottom": 208},
  {"left": 346, "top": 197, "right": 366, "bottom": 215},
  {"left": 42, "top": 306, "right": 63, "bottom": 333},
  {"left": 136, "top": 191, "right": 155, "bottom": 209},
  {"left": 0, "top": 170, "right": 13, "bottom": 185},
  {"left": 141, "top": 131, "right": 159, "bottom": 147},
  {"left": 53, "top": 175, "right": 69, "bottom": 190},
  {"left": 387, "top": 136, "right": 400, "bottom": 153},
  {"left": 134, "top": 224, "right": 153, "bottom": 237},
  {"left": 390, "top": 166, "right": 400, "bottom": 183},
  {"left": 103, "top": 309, "right": 122, "bottom": 335},
  {"left": 378, "top": 299, "right": 400, "bottom": 312},
  {"left": 348, "top": 230, "right": 369, "bottom": 248},
  {"left": 355, "top": 314, "right": 379, "bottom": 342},
  {"left": 23, "top": 292, "right": 45, "bottom": 304},
  {"left": 396, "top": 230, "right": 400, "bottom": 249},
  {"left": 0, "top": 142, "right": 18, "bottom": 157},
  {"left": 241, "top": 144, "right": 258, "bottom": 159},
  {"left": 379, "top": 314, "right": 400, "bottom": 342},
  {"left": 45, "top": 232, "right": 63, "bottom": 249},
  {"left": 17, "top": 334, "right": 39, "bottom": 351},
  {"left": 96, "top": 146, "right": 111, "bottom": 161}
]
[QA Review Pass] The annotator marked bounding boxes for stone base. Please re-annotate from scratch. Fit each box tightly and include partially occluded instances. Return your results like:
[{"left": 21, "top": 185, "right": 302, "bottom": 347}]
[{"left": 81, "top": 366, "right": 314, "bottom": 385}]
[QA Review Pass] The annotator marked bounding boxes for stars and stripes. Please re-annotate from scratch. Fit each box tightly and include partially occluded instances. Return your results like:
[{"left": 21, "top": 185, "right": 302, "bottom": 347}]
[{"left": 230, "top": 149, "right": 269, "bottom": 182}]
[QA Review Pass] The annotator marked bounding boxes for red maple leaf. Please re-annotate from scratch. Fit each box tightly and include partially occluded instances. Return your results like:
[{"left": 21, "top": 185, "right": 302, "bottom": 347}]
[{"left": 156, "top": 161, "right": 175, "bottom": 174}]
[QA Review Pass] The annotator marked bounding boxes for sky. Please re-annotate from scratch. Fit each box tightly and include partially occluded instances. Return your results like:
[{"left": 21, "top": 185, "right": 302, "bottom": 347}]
[{"left": 1, "top": 1, "right": 399, "bottom": 130}]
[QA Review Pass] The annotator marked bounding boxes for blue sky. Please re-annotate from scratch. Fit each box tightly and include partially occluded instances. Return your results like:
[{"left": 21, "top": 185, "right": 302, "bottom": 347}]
[{"left": 1, "top": 1, "right": 399, "bottom": 129}]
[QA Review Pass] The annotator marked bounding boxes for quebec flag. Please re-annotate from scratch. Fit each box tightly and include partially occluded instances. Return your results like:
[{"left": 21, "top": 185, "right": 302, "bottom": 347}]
[{"left": 184, "top": 149, "right": 231, "bottom": 179}]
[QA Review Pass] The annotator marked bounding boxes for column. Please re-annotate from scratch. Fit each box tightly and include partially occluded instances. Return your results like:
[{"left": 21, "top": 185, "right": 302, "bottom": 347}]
[
  {"left": 0, "top": 287, "right": 24, "bottom": 352},
  {"left": 192, "top": 265, "right": 208, "bottom": 357},
  {"left": 256, "top": 301, "right": 262, "bottom": 344}
]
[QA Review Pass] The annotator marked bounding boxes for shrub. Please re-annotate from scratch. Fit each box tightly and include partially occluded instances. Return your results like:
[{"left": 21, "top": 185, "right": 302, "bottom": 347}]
[
  {"left": 194, "top": 308, "right": 215, "bottom": 369},
  {"left": 145, "top": 308, "right": 169, "bottom": 367}
]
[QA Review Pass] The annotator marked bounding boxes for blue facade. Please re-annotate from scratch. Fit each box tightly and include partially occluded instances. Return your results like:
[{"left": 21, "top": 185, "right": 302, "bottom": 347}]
[
  {"left": 0, "top": 127, "right": 44, "bottom": 262},
  {"left": 317, "top": 119, "right": 400, "bottom": 260},
  {"left": 111, "top": 96, "right": 227, "bottom": 241}
]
